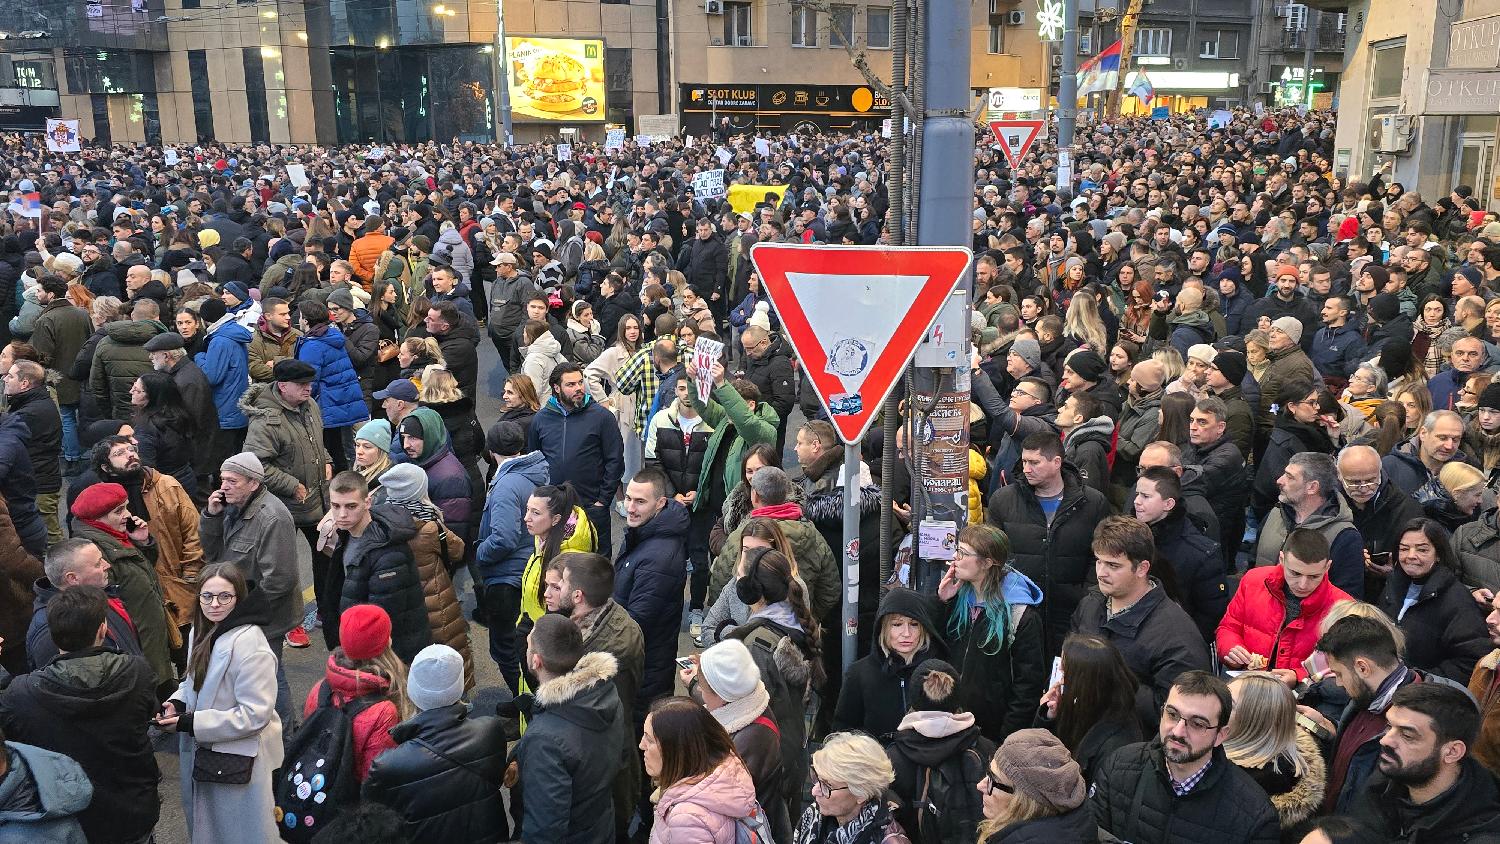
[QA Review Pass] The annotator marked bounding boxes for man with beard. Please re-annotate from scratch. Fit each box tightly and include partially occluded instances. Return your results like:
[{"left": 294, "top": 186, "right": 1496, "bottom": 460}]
[
  {"left": 1469, "top": 590, "right": 1500, "bottom": 775},
  {"left": 1306, "top": 614, "right": 1472, "bottom": 813},
  {"left": 1348, "top": 684, "right": 1500, "bottom": 840},
  {"left": 1089, "top": 670, "right": 1278, "bottom": 844},
  {"left": 527, "top": 362, "right": 623, "bottom": 549},
  {"left": 65, "top": 435, "right": 203, "bottom": 648}
]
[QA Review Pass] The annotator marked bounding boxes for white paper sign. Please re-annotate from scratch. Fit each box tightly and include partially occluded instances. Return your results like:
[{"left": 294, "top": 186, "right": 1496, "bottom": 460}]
[
  {"left": 692, "top": 337, "right": 725, "bottom": 405},
  {"left": 285, "top": 163, "right": 309, "bottom": 188},
  {"left": 716, "top": 146, "right": 732, "bottom": 167},
  {"left": 555, "top": 143, "right": 572, "bottom": 162},
  {"left": 605, "top": 128, "right": 626, "bottom": 152},
  {"left": 634, "top": 135, "right": 655, "bottom": 147},
  {"left": 1209, "top": 109, "right": 1233, "bottom": 129},
  {"left": 753, "top": 138, "right": 770, "bottom": 157},
  {"left": 691, "top": 169, "right": 727, "bottom": 199},
  {"left": 44, "top": 119, "right": 81, "bottom": 153},
  {"left": 164, "top": 148, "right": 179, "bottom": 166},
  {"left": 685, "top": 134, "right": 695, "bottom": 148}
]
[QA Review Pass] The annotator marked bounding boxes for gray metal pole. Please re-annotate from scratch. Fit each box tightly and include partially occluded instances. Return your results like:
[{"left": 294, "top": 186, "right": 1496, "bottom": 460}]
[
  {"left": 1057, "top": 0, "right": 1080, "bottom": 172},
  {"left": 495, "top": 2, "right": 513, "bottom": 145},
  {"left": 841, "top": 443, "right": 859, "bottom": 672},
  {"left": 1299, "top": 9, "right": 1320, "bottom": 107},
  {"left": 909, "top": 0, "right": 972, "bottom": 596}
]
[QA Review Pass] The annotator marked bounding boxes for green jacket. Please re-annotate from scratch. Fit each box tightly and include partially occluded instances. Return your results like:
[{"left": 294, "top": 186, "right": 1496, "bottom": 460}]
[
  {"left": 29, "top": 300, "right": 92, "bottom": 406},
  {"left": 69, "top": 520, "right": 174, "bottom": 687},
  {"left": 89, "top": 320, "right": 166, "bottom": 421},
  {"left": 685, "top": 377, "right": 779, "bottom": 510},
  {"left": 707, "top": 513, "right": 840, "bottom": 621},
  {"left": 239, "top": 382, "right": 331, "bottom": 527}
]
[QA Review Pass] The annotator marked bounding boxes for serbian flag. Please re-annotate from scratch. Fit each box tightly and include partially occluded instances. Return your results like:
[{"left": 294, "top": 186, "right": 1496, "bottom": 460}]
[
  {"left": 1128, "top": 70, "right": 1155, "bottom": 103},
  {"left": 7, "top": 192, "right": 40, "bottom": 218},
  {"left": 1077, "top": 39, "right": 1122, "bottom": 96}
]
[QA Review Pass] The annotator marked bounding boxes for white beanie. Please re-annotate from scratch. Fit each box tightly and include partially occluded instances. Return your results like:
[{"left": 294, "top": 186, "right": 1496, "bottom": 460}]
[
  {"left": 747, "top": 301, "right": 772, "bottom": 331},
  {"left": 699, "top": 639, "right": 760, "bottom": 702},
  {"left": 1271, "top": 316, "right": 1304, "bottom": 346},
  {"left": 407, "top": 644, "right": 465, "bottom": 711}
]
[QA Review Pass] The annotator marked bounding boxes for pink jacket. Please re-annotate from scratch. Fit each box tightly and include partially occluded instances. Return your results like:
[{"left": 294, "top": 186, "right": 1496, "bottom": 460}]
[{"left": 650, "top": 756, "right": 759, "bottom": 844}]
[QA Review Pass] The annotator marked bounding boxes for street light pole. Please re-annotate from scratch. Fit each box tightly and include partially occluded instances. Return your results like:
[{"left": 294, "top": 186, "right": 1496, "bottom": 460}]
[{"left": 494, "top": 0, "right": 513, "bottom": 145}]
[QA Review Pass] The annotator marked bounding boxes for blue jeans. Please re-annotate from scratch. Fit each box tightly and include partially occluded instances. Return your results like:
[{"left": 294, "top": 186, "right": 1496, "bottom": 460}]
[{"left": 60, "top": 403, "right": 81, "bottom": 462}]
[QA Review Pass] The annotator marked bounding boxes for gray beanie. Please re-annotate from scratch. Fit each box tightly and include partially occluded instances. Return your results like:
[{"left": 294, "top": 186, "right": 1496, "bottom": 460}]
[
  {"left": 1010, "top": 337, "right": 1041, "bottom": 371},
  {"left": 378, "top": 463, "right": 429, "bottom": 503},
  {"left": 407, "top": 644, "right": 465, "bottom": 711},
  {"left": 220, "top": 452, "right": 265, "bottom": 482}
]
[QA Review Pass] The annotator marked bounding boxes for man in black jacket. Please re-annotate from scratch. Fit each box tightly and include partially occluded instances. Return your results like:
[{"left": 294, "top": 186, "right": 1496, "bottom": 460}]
[
  {"left": 1090, "top": 671, "right": 1279, "bottom": 844},
  {"left": 1073, "top": 516, "right": 1212, "bottom": 729},
  {"left": 1185, "top": 396, "right": 1249, "bottom": 563},
  {"left": 514, "top": 614, "right": 625, "bottom": 844},
  {"left": 1348, "top": 683, "right": 1500, "bottom": 842},
  {"left": 676, "top": 217, "right": 728, "bottom": 326},
  {"left": 986, "top": 431, "right": 1113, "bottom": 656},
  {"left": 1133, "top": 468, "right": 1228, "bottom": 639},
  {"left": 739, "top": 325, "right": 796, "bottom": 450},
  {"left": 0, "top": 586, "right": 159, "bottom": 844},
  {"left": 1338, "top": 444, "right": 1424, "bottom": 598},
  {"left": 213, "top": 237, "right": 258, "bottom": 287},
  {"left": 327, "top": 471, "right": 432, "bottom": 662},
  {"left": 3, "top": 360, "right": 61, "bottom": 545}
]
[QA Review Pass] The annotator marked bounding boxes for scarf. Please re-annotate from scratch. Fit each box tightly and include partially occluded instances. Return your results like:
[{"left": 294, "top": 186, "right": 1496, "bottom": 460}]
[
  {"left": 1467, "top": 419, "right": 1500, "bottom": 472},
  {"left": 709, "top": 681, "right": 772, "bottom": 733},
  {"left": 895, "top": 710, "right": 976, "bottom": 739},
  {"left": 1417, "top": 318, "right": 1450, "bottom": 377},
  {"left": 383, "top": 493, "right": 445, "bottom": 526},
  {"left": 750, "top": 502, "right": 802, "bottom": 521},
  {"left": 795, "top": 794, "right": 896, "bottom": 844},
  {"left": 81, "top": 518, "right": 132, "bottom": 545}
]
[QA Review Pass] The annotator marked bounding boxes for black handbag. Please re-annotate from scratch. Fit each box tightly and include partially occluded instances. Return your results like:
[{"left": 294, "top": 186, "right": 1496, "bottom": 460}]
[{"left": 193, "top": 747, "right": 255, "bottom": 784}]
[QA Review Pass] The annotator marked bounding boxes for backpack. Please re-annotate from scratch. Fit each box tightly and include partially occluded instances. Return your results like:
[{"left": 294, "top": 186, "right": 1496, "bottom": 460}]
[
  {"left": 272, "top": 683, "right": 384, "bottom": 842},
  {"left": 908, "top": 745, "right": 990, "bottom": 844}
]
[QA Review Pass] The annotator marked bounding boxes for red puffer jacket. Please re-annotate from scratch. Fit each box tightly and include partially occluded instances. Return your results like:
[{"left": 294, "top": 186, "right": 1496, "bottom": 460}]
[
  {"left": 303, "top": 654, "right": 400, "bottom": 781},
  {"left": 1216, "top": 565, "right": 1352, "bottom": 680}
]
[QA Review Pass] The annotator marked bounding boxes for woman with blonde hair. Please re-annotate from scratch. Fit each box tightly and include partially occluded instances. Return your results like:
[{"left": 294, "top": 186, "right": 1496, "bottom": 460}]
[
  {"left": 974, "top": 729, "right": 1095, "bottom": 842},
  {"left": 1245, "top": 329, "right": 1272, "bottom": 386},
  {"left": 1151, "top": 346, "right": 1186, "bottom": 388},
  {"left": 303, "top": 604, "right": 411, "bottom": 782},
  {"left": 420, "top": 364, "right": 484, "bottom": 477},
  {"left": 352, "top": 419, "right": 393, "bottom": 488},
  {"left": 397, "top": 335, "right": 443, "bottom": 389},
  {"left": 1224, "top": 672, "right": 1327, "bottom": 832},
  {"left": 1062, "top": 290, "right": 1109, "bottom": 355},
  {"left": 794, "top": 731, "right": 912, "bottom": 844},
  {"left": 1428, "top": 462, "right": 1487, "bottom": 531}
]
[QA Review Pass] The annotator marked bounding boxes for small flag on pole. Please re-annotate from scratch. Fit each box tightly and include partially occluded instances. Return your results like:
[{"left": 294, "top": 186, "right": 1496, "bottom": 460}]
[
  {"left": 1128, "top": 70, "right": 1155, "bottom": 103},
  {"left": 1076, "top": 40, "right": 1122, "bottom": 96}
]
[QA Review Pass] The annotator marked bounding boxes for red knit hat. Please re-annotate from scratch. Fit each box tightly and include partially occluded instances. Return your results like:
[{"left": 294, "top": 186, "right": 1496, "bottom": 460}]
[
  {"left": 339, "top": 604, "right": 391, "bottom": 661},
  {"left": 71, "top": 482, "right": 127, "bottom": 522}
]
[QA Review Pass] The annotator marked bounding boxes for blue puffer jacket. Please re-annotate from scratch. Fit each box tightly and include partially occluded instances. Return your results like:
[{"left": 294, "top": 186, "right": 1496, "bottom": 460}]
[
  {"left": 476, "top": 451, "right": 550, "bottom": 587},
  {"left": 194, "top": 319, "right": 252, "bottom": 429},
  {"left": 296, "top": 324, "right": 370, "bottom": 428},
  {"left": 613, "top": 499, "right": 690, "bottom": 704}
]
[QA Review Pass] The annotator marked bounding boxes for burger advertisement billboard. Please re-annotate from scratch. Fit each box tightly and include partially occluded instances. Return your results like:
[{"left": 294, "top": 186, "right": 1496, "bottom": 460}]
[{"left": 505, "top": 36, "right": 607, "bottom": 122}]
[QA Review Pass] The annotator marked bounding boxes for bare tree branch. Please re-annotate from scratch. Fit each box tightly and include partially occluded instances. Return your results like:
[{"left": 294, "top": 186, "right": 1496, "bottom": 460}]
[{"left": 799, "top": 0, "right": 917, "bottom": 119}]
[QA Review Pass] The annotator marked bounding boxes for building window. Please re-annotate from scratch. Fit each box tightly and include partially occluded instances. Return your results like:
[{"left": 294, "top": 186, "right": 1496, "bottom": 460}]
[
  {"left": 988, "top": 23, "right": 1002, "bottom": 54},
  {"left": 791, "top": 3, "right": 817, "bottom": 47},
  {"left": 867, "top": 7, "right": 890, "bottom": 49},
  {"left": 242, "top": 48, "right": 269, "bottom": 143},
  {"left": 188, "top": 50, "right": 214, "bottom": 142},
  {"left": 724, "top": 2, "right": 752, "bottom": 46},
  {"left": 1370, "top": 40, "right": 1404, "bottom": 99},
  {"left": 1135, "top": 27, "right": 1170, "bottom": 56},
  {"left": 91, "top": 93, "right": 111, "bottom": 145},
  {"left": 1078, "top": 30, "right": 1093, "bottom": 54},
  {"left": 180, "top": 0, "right": 198, "bottom": 9},
  {"left": 830, "top": 4, "right": 855, "bottom": 47},
  {"left": 1199, "top": 30, "right": 1238, "bottom": 59},
  {"left": 1283, "top": 2, "right": 1307, "bottom": 31}
]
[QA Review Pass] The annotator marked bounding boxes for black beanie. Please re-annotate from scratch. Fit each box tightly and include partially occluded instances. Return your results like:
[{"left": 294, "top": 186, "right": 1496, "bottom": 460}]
[
  {"left": 1211, "top": 350, "right": 1247, "bottom": 387},
  {"left": 909, "top": 659, "right": 963, "bottom": 714},
  {"left": 1370, "top": 293, "right": 1400, "bottom": 323},
  {"left": 198, "top": 298, "right": 227, "bottom": 324},
  {"left": 1480, "top": 381, "right": 1500, "bottom": 412}
]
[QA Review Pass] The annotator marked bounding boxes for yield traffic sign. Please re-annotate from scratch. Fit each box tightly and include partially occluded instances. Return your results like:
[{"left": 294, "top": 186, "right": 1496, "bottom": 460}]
[
  {"left": 748, "top": 243, "right": 973, "bottom": 444},
  {"left": 989, "top": 119, "right": 1044, "bottom": 169}
]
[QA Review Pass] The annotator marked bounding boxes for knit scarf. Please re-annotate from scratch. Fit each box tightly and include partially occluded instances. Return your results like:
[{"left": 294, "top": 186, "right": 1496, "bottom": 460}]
[
  {"left": 750, "top": 502, "right": 802, "bottom": 521},
  {"left": 80, "top": 518, "right": 131, "bottom": 545},
  {"left": 383, "top": 494, "right": 445, "bottom": 527},
  {"left": 709, "top": 681, "right": 771, "bottom": 733},
  {"left": 1468, "top": 419, "right": 1500, "bottom": 472}
]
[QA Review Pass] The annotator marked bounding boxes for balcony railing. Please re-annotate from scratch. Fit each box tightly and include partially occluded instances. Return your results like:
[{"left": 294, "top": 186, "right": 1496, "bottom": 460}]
[{"left": 1280, "top": 25, "right": 1346, "bottom": 52}]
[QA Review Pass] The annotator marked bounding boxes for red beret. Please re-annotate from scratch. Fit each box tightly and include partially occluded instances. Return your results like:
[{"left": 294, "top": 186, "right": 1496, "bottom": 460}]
[{"left": 71, "top": 482, "right": 127, "bottom": 522}]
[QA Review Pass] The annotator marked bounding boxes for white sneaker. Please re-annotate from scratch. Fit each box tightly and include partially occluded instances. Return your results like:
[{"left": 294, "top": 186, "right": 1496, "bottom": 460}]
[{"left": 688, "top": 609, "right": 704, "bottom": 638}]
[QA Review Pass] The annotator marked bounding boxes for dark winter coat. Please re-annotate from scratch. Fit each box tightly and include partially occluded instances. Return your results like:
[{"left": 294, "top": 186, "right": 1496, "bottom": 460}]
[
  {"left": 614, "top": 499, "right": 690, "bottom": 705},
  {"left": 1255, "top": 345, "right": 1317, "bottom": 432},
  {"left": 972, "top": 369, "right": 1061, "bottom": 488},
  {"left": 68, "top": 520, "right": 174, "bottom": 688},
  {"left": 432, "top": 318, "right": 480, "bottom": 399},
  {"left": 0, "top": 739, "right": 94, "bottom": 843},
  {"left": 1310, "top": 322, "right": 1367, "bottom": 381},
  {"left": 340, "top": 310, "right": 381, "bottom": 404},
  {"left": 730, "top": 616, "right": 815, "bottom": 826},
  {"left": 5, "top": 385, "right": 60, "bottom": 495},
  {"left": 741, "top": 334, "right": 797, "bottom": 424},
  {"left": 1064, "top": 415, "right": 1114, "bottom": 495},
  {"left": 362, "top": 703, "right": 511, "bottom": 844},
  {"left": 1185, "top": 433, "right": 1249, "bottom": 541},
  {"left": 1375, "top": 563, "right": 1493, "bottom": 684},
  {"left": 1148, "top": 507, "right": 1229, "bottom": 639},
  {"left": 1090, "top": 742, "right": 1280, "bottom": 844},
  {"left": 513, "top": 651, "right": 626, "bottom": 844},
  {"left": 941, "top": 572, "right": 1047, "bottom": 742},
  {"left": 985, "top": 463, "right": 1114, "bottom": 654},
  {"left": 25, "top": 579, "right": 143, "bottom": 672},
  {"left": 195, "top": 318, "right": 252, "bottom": 429},
  {"left": 475, "top": 451, "right": 549, "bottom": 588},
  {"left": 983, "top": 804, "right": 1099, "bottom": 843},
  {"left": 28, "top": 299, "right": 92, "bottom": 406},
  {"left": 1456, "top": 505, "right": 1500, "bottom": 592},
  {"left": 295, "top": 324, "right": 370, "bottom": 428},
  {"left": 90, "top": 319, "right": 166, "bottom": 421},
  {"left": 527, "top": 395, "right": 625, "bottom": 508},
  {"left": 1209, "top": 385, "right": 1256, "bottom": 460},
  {"left": 649, "top": 407, "right": 712, "bottom": 496},
  {"left": 422, "top": 395, "right": 484, "bottom": 469},
  {"left": 0, "top": 496, "right": 42, "bottom": 678},
  {"left": 833, "top": 588, "right": 947, "bottom": 740},
  {"left": 1348, "top": 758, "right": 1500, "bottom": 844},
  {"left": 1253, "top": 417, "right": 1336, "bottom": 521},
  {"left": 239, "top": 382, "right": 330, "bottom": 527},
  {"left": 0, "top": 647, "right": 159, "bottom": 844},
  {"left": 1383, "top": 436, "right": 1478, "bottom": 498},
  {"left": 676, "top": 233, "right": 729, "bottom": 299},
  {"left": 338, "top": 505, "right": 433, "bottom": 664},
  {"left": 0, "top": 415, "right": 44, "bottom": 556},
  {"left": 1073, "top": 583, "right": 1212, "bottom": 729},
  {"left": 166, "top": 356, "right": 219, "bottom": 474},
  {"left": 596, "top": 288, "right": 640, "bottom": 341},
  {"left": 886, "top": 715, "right": 996, "bottom": 844}
]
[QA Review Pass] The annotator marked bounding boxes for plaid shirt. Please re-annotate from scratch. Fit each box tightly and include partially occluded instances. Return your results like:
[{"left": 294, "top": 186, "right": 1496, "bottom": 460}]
[
  {"left": 1169, "top": 756, "right": 1212, "bottom": 797},
  {"left": 614, "top": 346, "right": 661, "bottom": 435}
]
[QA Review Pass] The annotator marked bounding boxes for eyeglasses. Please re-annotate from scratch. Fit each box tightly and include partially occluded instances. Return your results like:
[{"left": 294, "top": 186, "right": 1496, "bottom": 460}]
[
  {"left": 809, "top": 768, "right": 849, "bottom": 798},
  {"left": 1340, "top": 476, "right": 1381, "bottom": 491},
  {"left": 981, "top": 773, "right": 1015, "bottom": 795},
  {"left": 199, "top": 592, "right": 236, "bottom": 605},
  {"left": 1161, "top": 705, "right": 1220, "bottom": 733}
]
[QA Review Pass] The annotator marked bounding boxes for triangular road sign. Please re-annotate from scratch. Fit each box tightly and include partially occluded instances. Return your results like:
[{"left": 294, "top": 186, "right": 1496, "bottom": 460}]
[
  {"left": 749, "top": 243, "right": 973, "bottom": 444},
  {"left": 989, "top": 119, "right": 1044, "bottom": 169}
]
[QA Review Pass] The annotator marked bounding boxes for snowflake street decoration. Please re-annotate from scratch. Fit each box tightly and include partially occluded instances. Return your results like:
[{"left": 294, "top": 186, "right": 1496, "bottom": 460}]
[{"left": 1037, "top": 0, "right": 1064, "bottom": 42}]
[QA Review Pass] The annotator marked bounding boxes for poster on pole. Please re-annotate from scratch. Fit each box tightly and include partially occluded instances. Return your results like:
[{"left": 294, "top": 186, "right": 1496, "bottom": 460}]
[
  {"left": 692, "top": 337, "right": 724, "bottom": 405},
  {"left": 45, "top": 119, "right": 81, "bottom": 153},
  {"left": 691, "top": 168, "right": 727, "bottom": 199},
  {"left": 604, "top": 128, "right": 626, "bottom": 152}
]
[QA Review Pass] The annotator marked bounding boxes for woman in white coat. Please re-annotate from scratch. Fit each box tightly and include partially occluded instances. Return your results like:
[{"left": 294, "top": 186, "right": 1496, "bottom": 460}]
[
  {"left": 585, "top": 312, "right": 645, "bottom": 509},
  {"left": 156, "top": 563, "right": 284, "bottom": 843}
]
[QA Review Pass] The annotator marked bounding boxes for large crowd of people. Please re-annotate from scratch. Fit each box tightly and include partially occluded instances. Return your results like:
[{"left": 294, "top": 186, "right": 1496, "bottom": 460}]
[{"left": 0, "top": 104, "right": 1495, "bottom": 844}]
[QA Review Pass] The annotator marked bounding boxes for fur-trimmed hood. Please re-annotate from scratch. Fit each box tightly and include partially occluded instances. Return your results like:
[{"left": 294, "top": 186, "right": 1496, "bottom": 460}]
[
  {"left": 532, "top": 651, "right": 620, "bottom": 731},
  {"left": 1271, "top": 729, "right": 1327, "bottom": 828}
]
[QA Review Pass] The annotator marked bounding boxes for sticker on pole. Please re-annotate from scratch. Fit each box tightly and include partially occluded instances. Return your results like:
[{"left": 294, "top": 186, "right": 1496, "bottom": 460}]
[
  {"left": 989, "top": 119, "right": 1044, "bottom": 169},
  {"left": 749, "top": 243, "right": 973, "bottom": 445}
]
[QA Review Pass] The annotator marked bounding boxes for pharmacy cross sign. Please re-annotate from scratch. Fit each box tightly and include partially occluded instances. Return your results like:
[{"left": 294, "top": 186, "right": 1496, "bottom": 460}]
[{"left": 1037, "top": 0, "right": 1064, "bottom": 42}]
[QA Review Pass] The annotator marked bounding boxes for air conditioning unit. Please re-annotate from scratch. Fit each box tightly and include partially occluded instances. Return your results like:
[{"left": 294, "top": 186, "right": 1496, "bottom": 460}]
[
  {"left": 1006, "top": 10, "right": 1025, "bottom": 25},
  {"left": 1174, "top": 58, "right": 1186, "bottom": 68},
  {"left": 705, "top": 0, "right": 723, "bottom": 13},
  {"left": 1375, "top": 114, "right": 1413, "bottom": 153},
  {"left": 1258, "top": 81, "right": 1274, "bottom": 94},
  {"left": 1051, "top": 53, "right": 1063, "bottom": 67}
]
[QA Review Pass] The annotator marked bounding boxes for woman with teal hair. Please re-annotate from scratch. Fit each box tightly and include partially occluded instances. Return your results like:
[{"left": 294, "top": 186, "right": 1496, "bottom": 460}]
[{"left": 936, "top": 523, "right": 1047, "bottom": 742}]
